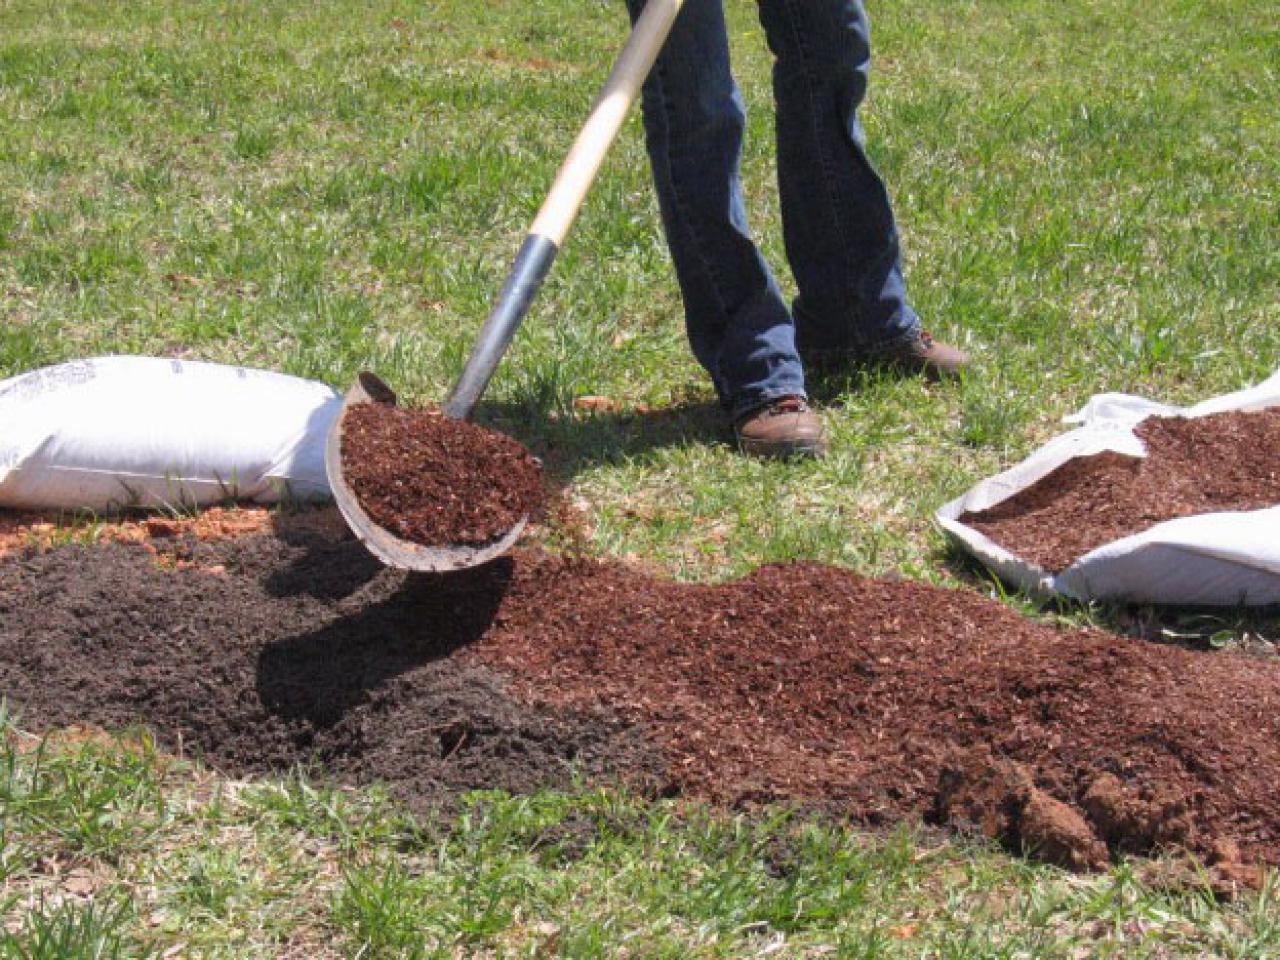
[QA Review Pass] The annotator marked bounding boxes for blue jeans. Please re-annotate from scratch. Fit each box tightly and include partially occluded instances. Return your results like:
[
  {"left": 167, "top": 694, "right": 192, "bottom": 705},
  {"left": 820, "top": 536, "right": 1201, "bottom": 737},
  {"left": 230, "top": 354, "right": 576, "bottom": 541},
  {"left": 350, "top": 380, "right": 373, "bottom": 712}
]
[{"left": 625, "top": 0, "right": 922, "bottom": 418}]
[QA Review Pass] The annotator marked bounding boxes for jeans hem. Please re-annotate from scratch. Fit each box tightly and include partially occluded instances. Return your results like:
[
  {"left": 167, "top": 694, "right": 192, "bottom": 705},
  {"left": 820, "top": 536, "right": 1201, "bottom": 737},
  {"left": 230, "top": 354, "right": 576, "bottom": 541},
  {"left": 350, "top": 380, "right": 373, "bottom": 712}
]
[
  {"left": 728, "top": 386, "right": 810, "bottom": 423},
  {"left": 859, "top": 321, "right": 925, "bottom": 357},
  {"left": 797, "top": 313, "right": 923, "bottom": 359}
]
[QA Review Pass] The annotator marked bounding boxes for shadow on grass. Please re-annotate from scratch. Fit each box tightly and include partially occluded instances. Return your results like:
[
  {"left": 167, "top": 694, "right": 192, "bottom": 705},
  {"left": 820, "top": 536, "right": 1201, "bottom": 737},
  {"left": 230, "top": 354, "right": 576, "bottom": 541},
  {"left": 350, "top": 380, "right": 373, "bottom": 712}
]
[
  {"left": 468, "top": 360, "right": 946, "bottom": 483},
  {"left": 473, "top": 398, "right": 730, "bottom": 484},
  {"left": 939, "top": 538, "right": 1280, "bottom": 657},
  {"left": 803, "top": 360, "right": 939, "bottom": 408}
]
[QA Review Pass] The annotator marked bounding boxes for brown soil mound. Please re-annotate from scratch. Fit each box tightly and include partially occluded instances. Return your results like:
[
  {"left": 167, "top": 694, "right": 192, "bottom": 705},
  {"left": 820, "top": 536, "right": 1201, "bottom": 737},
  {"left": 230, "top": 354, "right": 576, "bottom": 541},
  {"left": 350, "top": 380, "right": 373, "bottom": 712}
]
[
  {"left": 0, "top": 534, "right": 660, "bottom": 814},
  {"left": 341, "top": 403, "right": 543, "bottom": 546},
  {"left": 961, "top": 409, "right": 1280, "bottom": 571},
  {"left": 3, "top": 525, "right": 1278, "bottom": 881}
]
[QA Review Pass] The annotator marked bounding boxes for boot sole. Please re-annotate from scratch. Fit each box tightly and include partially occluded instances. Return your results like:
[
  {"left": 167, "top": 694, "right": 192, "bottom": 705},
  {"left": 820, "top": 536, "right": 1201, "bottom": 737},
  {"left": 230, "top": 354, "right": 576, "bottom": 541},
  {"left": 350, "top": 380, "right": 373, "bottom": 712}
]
[{"left": 736, "top": 435, "right": 828, "bottom": 460}]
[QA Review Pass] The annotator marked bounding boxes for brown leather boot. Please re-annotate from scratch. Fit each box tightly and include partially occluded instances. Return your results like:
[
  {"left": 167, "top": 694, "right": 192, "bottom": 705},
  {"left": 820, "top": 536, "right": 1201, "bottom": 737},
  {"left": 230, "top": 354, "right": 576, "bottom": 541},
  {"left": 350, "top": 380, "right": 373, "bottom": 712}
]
[
  {"left": 734, "top": 396, "right": 827, "bottom": 459},
  {"left": 879, "top": 331, "right": 971, "bottom": 379}
]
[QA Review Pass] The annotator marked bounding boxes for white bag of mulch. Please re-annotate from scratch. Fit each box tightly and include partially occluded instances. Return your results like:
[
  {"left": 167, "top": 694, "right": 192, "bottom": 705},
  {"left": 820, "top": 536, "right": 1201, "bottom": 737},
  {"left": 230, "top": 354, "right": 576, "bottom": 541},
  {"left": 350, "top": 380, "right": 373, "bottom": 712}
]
[
  {"left": 0, "top": 356, "right": 341, "bottom": 510},
  {"left": 937, "top": 369, "right": 1280, "bottom": 606}
]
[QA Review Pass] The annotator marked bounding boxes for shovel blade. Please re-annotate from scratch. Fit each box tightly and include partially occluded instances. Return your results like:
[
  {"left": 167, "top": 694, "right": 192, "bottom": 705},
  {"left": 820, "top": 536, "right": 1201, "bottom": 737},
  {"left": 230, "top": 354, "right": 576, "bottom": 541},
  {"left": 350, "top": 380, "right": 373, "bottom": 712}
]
[{"left": 324, "top": 371, "right": 527, "bottom": 572}]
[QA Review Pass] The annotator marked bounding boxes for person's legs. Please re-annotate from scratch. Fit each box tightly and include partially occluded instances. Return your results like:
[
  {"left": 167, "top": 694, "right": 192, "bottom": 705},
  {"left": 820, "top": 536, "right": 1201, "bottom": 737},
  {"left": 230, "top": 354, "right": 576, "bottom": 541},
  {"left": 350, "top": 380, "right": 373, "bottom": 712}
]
[
  {"left": 626, "top": 0, "right": 806, "bottom": 419},
  {"left": 756, "top": 0, "right": 922, "bottom": 356}
]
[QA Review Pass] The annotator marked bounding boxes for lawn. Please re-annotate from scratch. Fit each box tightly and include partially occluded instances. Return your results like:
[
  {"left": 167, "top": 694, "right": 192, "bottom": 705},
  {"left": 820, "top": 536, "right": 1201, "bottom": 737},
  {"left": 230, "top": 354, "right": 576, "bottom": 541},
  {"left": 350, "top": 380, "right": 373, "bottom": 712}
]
[{"left": 2, "top": 0, "right": 1279, "bottom": 955}]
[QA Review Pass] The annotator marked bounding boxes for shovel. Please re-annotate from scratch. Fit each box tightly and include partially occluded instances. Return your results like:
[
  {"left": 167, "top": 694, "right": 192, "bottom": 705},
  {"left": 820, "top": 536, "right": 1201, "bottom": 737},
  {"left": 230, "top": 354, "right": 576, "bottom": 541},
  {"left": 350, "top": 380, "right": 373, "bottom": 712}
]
[{"left": 326, "top": 0, "right": 685, "bottom": 572}]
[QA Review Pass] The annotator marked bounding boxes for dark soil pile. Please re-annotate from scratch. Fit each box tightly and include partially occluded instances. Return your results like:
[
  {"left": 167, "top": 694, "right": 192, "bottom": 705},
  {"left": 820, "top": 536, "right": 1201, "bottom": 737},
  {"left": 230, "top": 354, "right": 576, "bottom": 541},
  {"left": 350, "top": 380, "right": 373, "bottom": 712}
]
[
  {"left": 341, "top": 403, "right": 543, "bottom": 546},
  {"left": 0, "top": 533, "right": 660, "bottom": 814},
  {"left": 961, "top": 409, "right": 1280, "bottom": 571},
  {"left": 3, "top": 523, "right": 1279, "bottom": 882}
]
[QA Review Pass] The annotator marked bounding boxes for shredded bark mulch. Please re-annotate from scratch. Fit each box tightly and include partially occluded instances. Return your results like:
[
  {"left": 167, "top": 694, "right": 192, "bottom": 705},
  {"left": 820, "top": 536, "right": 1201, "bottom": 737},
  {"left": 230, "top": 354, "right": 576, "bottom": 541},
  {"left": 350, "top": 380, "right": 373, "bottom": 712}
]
[
  {"left": 340, "top": 403, "right": 543, "bottom": 546},
  {"left": 2, "top": 521, "right": 1279, "bottom": 886},
  {"left": 961, "top": 408, "right": 1280, "bottom": 572},
  {"left": 474, "top": 551, "right": 1280, "bottom": 883}
]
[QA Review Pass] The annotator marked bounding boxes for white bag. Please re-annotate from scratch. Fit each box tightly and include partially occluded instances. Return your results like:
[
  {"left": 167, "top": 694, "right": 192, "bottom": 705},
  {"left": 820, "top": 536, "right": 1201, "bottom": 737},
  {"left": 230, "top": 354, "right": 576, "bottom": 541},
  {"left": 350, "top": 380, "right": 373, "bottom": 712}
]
[
  {"left": 937, "top": 369, "right": 1280, "bottom": 606},
  {"left": 0, "top": 357, "right": 341, "bottom": 510}
]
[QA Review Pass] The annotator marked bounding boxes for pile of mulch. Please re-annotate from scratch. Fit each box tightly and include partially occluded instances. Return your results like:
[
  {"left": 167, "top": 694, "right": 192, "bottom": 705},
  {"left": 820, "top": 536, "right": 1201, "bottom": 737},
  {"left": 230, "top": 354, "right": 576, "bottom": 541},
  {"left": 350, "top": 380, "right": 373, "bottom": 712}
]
[
  {"left": 473, "top": 551, "right": 1280, "bottom": 882},
  {"left": 2, "top": 522, "right": 1279, "bottom": 884},
  {"left": 961, "top": 408, "right": 1280, "bottom": 571},
  {"left": 341, "top": 403, "right": 543, "bottom": 546}
]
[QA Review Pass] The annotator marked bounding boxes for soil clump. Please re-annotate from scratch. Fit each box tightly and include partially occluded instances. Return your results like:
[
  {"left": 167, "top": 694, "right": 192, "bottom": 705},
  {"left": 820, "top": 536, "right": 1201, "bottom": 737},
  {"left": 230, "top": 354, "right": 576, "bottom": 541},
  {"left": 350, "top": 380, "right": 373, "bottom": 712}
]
[
  {"left": 961, "top": 408, "right": 1280, "bottom": 571},
  {"left": 341, "top": 403, "right": 543, "bottom": 546},
  {"left": 3, "top": 523, "right": 1279, "bottom": 883}
]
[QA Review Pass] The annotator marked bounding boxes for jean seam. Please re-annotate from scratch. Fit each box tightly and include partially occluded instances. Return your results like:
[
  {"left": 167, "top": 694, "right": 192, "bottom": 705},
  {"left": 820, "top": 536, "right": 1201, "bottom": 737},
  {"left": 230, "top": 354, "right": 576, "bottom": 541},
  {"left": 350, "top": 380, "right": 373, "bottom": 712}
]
[
  {"left": 650, "top": 62, "right": 733, "bottom": 330},
  {"left": 777, "top": 0, "right": 858, "bottom": 320}
]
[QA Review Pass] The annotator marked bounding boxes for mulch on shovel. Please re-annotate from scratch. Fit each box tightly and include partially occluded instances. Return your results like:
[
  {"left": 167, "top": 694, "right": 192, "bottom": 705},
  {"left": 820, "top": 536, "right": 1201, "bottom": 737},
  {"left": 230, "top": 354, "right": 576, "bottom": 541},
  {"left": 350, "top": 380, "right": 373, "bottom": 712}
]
[
  {"left": 341, "top": 402, "right": 543, "bottom": 546},
  {"left": 960, "top": 408, "right": 1280, "bottom": 572},
  {"left": 3, "top": 519, "right": 1279, "bottom": 886}
]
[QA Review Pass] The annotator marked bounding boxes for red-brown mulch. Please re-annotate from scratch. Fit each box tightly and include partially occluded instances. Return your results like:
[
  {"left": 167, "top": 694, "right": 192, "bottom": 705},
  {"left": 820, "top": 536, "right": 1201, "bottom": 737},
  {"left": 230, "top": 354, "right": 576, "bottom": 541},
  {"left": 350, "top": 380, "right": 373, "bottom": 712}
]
[
  {"left": 961, "top": 409, "right": 1280, "bottom": 571},
  {"left": 341, "top": 403, "right": 543, "bottom": 546},
  {"left": 470, "top": 551, "right": 1280, "bottom": 882},
  {"left": 2, "top": 519, "right": 1278, "bottom": 886}
]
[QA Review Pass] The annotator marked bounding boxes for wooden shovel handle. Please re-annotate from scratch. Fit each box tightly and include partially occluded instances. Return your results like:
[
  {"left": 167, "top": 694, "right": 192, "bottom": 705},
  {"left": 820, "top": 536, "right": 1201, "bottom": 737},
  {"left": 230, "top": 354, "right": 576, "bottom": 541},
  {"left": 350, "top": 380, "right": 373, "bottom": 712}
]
[
  {"left": 444, "top": 0, "right": 684, "bottom": 420},
  {"left": 530, "top": 0, "right": 683, "bottom": 245}
]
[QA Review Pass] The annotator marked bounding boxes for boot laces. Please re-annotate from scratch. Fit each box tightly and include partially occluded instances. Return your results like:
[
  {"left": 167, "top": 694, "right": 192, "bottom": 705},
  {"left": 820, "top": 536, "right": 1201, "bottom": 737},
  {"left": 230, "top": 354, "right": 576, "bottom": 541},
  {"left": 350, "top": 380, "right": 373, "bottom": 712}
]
[{"left": 767, "top": 396, "right": 810, "bottom": 416}]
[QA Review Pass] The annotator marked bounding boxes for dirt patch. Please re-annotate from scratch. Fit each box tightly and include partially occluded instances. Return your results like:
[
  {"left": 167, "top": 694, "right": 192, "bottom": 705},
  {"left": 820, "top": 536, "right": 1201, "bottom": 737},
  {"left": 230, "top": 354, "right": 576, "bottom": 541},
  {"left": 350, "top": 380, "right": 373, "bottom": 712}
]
[
  {"left": 341, "top": 402, "right": 543, "bottom": 546},
  {"left": 0, "top": 505, "right": 276, "bottom": 558},
  {"left": 3, "top": 524, "right": 1280, "bottom": 883},
  {"left": 0, "top": 534, "right": 660, "bottom": 815},
  {"left": 961, "top": 409, "right": 1280, "bottom": 571}
]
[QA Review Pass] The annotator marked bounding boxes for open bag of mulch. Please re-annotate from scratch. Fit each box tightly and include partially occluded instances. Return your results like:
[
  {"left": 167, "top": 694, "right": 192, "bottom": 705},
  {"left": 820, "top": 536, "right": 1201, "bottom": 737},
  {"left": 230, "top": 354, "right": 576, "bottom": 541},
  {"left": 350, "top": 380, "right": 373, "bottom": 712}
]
[
  {"left": 0, "top": 356, "right": 340, "bottom": 510},
  {"left": 938, "top": 369, "right": 1280, "bottom": 606}
]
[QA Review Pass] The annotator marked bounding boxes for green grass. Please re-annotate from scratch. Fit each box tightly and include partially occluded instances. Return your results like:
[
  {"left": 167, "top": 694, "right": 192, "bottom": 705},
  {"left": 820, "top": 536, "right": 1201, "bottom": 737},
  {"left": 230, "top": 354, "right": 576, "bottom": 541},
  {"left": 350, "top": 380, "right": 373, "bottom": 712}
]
[
  {"left": 5, "top": 0, "right": 1273, "bottom": 584},
  {"left": 2, "top": 715, "right": 1278, "bottom": 958},
  {"left": 2, "top": 0, "right": 1279, "bottom": 953}
]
